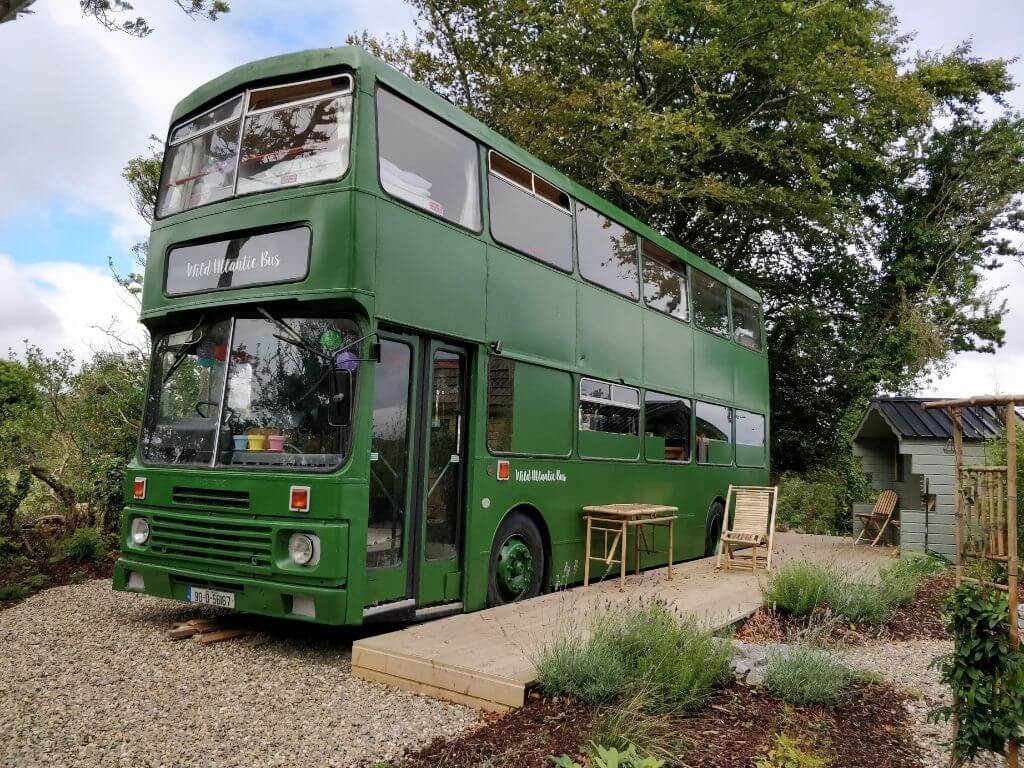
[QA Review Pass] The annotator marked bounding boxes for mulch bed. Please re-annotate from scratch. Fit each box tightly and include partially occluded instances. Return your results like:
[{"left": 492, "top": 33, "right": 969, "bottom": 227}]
[
  {"left": 0, "top": 552, "right": 116, "bottom": 611},
  {"left": 735, "top": 572, "right": 956, "bottom": 646},
  {"left": 394, "top": 681, "right": 923, "bottom": 768}
]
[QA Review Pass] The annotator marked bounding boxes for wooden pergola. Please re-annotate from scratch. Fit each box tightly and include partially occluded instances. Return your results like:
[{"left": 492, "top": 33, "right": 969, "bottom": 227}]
[{"left": 924, "top": 395, "right": 1020, "bottom": 768}]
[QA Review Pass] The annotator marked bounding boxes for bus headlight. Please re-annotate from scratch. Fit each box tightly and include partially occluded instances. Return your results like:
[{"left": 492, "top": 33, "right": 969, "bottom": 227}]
[
  {"left": 288, "top": 533, "right": 319, "bottom": 566},
  {"left": 131, "top": 518, "right": 151, "bottom": 546}
]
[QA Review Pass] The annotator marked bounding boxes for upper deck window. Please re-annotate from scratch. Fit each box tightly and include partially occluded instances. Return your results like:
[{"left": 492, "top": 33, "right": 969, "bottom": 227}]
[
  {"left": 642, "top": 240, "right": 689, "bottom": 321},
  {"left": 376, "top": 89, "right": 481, "bottom": 230},
  {"left": 487, "top": 151, "right": 572, "bottom": 271},
  {"left": 577, "top": 205, "right": 639, "bottom": 300},
  {"left": 692, "top": 269, "right": 730, "bottom": 336},
  {"left": 731, "top": 291, "right": 763, "bottom": 351},
  {"left": 237, "top": 76, "right": 353, "bottom": 195},
  {"left": 156, "top": 74, "right": 354, "bottom": 219}
]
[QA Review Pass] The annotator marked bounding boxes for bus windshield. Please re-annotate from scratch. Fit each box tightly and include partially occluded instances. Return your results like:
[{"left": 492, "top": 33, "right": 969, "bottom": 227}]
[
  {"left": 141, "top": 315, "right": 360, "bottom": 470},
  {"left": 157, "top": 74, "right": 354, "bottom": 217}
]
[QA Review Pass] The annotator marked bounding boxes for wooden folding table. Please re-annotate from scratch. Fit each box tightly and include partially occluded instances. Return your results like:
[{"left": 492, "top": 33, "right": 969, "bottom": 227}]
[{"left": 582, "top": 503, "right": 678, "bottom": 591}]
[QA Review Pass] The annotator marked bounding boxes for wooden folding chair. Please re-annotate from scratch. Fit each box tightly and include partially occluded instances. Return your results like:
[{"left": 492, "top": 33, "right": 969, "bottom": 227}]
[
  {"left": 853, "top": 489, "right": 899, "bottom": 546},
  {"left": 715, "top": 485, "right": 779, "bottom": 573}
]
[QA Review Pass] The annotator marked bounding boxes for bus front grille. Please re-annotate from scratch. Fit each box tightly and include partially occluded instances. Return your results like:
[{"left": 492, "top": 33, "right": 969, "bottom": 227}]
[
  {"left": 149, "top": 512, "right": 273, "bottom": 568},
  {"left": 172, "top": 486, "right": 251, "bottom": 510}
]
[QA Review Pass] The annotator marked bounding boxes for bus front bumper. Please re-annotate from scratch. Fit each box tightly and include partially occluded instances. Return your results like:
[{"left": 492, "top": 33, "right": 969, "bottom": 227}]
[{"left": 112, "top": 557, "right": 348, "bottom": 624}]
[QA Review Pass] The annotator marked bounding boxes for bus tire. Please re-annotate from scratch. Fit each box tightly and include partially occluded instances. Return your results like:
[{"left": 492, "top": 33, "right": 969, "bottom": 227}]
[
  {"left": 487, "top": 512, "right": 545, "bottom": 607},
  {"left": 705, "top": 500, "right": 725, "bottom": 558}
]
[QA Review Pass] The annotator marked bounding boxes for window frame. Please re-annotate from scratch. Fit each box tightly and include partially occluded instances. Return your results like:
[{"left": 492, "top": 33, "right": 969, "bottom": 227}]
[
  {"left": 485, "top": 355, "right": 574, "bottom": 459},
  {"left": 157, "top": 73, "right": 356, "bottom": 220},
  {"left": 642, "top": 389, "right": 693, "bottom": 465},
  {"left": 730, "top": 289, "right": 764, "bottom": 352},
  {"left": 486, "top": 149, "right": 574, "bottom": 273},
  {"left": 575, "top": 203, "right": 641, "bottom": 302},
  {"left": 578, "top": 377, "right": 641, "bottom": 435},
  {"left": 691, "top": 268, "right": 732, "bottom": 338},
  {"left": 694, "top": 399, "right": 735, "bottom": 467},
  {"left": 374, "top": 85, "right": 484, "bottom": 235},
  {"left": 641, "top": 239, "right": 691, "bottom": 323}
]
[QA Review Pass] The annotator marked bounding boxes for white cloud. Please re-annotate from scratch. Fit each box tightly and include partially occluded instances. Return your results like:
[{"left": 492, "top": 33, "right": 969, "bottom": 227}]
[{"left": 0, "top": 254, "right": 146, "bottom": 361}]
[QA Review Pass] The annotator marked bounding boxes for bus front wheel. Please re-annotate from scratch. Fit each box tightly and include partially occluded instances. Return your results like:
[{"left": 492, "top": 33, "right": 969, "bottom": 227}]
[
  {"left": 705, "top": 501, "right": 725, "bottom": 558},
  {"left": 487, "top": 513, "right": 545, "bottom": 606}
]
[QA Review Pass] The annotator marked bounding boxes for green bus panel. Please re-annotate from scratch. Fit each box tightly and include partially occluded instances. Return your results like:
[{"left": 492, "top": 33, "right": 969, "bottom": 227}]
[
  {"left": 485, "top": 246, "right": 577, "bottom": 366},
  {"left": 736, "top": 443, "right": 767, "bottom": 468},
  {"left": 693, "top": 330, "right": 734, "bottom": 402},
  {"left": 642, "top": 310, "right": 694, "bottom": 395},
  {"left": 510, "top": 364, "right": 574, "bottom": 456},
  {"left": 733, "top": 345, "right": 770, "bottom": 413},
  {"left": 577, "top": 286, "right": 643, "bottom": 383},
  {"left": 375, "top": 200, "right": 487, "bottom": 339},
  {"left": 578, "top": 430, "right": 641, "bottom": 461}
]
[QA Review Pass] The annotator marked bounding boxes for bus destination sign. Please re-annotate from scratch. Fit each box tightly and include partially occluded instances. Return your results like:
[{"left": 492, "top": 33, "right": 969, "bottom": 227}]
[{"left": 165, "top": 227, "right": 311, "bottom": 297}]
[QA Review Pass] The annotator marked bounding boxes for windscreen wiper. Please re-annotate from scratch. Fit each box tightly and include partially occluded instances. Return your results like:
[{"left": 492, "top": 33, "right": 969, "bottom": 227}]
[
  {"left": 161, "top": 316, "right": 206, "bottom": 384},
  {"left": 257, "top": 307, "right": 332, "bottom": 362}
]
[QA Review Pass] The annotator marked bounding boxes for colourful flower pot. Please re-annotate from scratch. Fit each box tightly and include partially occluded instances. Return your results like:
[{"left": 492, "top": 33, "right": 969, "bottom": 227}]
[
  {"left": 232, "top": 435, "right": 248, "bottom": 451},
  {"left": 268, "top": 434, "right": 287, "bottom": 452},
  {"left": 247, "top": 434, "right": 267, "bottom": 452}
]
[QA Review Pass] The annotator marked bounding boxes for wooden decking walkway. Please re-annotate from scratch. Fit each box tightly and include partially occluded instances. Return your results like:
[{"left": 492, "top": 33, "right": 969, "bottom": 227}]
[{"left": 351, "top": 533, "right": 894, "bottom": 712}]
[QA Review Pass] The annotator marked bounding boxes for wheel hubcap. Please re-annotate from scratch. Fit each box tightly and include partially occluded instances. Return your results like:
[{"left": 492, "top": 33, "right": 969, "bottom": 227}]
[{"left": 496, "top": 535, "right": 534, "bottom": 600}]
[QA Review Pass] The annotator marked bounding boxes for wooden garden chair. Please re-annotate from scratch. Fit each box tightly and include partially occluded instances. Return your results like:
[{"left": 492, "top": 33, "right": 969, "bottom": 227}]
[
  {"left": 853, "top": 489, "right": 899, "bottom": 546},
  {"left": 715, "top": 485, "right": 779, "bottom": 573}
]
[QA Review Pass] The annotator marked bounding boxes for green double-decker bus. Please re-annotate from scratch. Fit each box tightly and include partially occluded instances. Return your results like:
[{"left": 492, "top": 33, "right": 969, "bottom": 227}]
[{"left": 113, "top": 46, "right": 770, "bottom": 625}]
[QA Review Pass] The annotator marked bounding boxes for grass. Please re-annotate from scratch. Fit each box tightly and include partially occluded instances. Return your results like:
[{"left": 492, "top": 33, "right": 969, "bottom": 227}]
[
  {"left": 762, "top": 554, "right": 948, "bottom": 626},
  {"left": 535, "top": 601, "right": 733, "bottom": 713},
  {"left": 762, "top": 562, "right": 839, "bottom": 617},
  {"left": 587, "top": 689, "right": 688, "bottom": 766},
  {"left": 763, "top": 646, "right": 852, "bottom": 705}
]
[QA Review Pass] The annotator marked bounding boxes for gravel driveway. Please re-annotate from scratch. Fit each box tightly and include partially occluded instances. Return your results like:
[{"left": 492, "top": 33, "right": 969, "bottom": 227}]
[{"left": 0, "top": 580, "right": 478, "bottom": 768}]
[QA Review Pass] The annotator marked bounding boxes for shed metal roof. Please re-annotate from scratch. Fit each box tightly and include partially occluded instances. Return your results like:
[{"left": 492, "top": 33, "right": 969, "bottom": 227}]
[{"left": 870, "top": 397, "right": 1004, "bottom": 441}]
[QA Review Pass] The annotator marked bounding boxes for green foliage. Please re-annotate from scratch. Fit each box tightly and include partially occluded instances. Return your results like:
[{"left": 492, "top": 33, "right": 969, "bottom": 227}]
[
  {"left": 359, "top": 0, "right": 1024, "bottom": 473},
  {"left": 0, "top": 359, "right": 37, "bottom": 417},
  {"left": 755, "top": 733, "right": 830, "bottom": 768},
  {"left": 62, "top": 527, "right": 107, "bottom": 563},
  {"left": 0, "top": 468, "right": 31, "bottom": 534},
  {"left": 588, "top": 691, "right": 688, "bottom": 766},
  {"left": 76, "top": 0, "right": 229, "bottom": 37},
  {"left": 535, "top": 602, "right": 732, "bottom": 712},
  {"left": 552, "top": 743, "right": 665, "bottom": 768},
  {"left": 0, "top": 584, "right": 31, "bottom": 601},
  {"left": 828, "top": 581, "right": 894, "bottom": 625},
  {"left": 762, "top": 563, "right": 838, "bottom": 617},
  {"left": 931, "top": 583, "right": 1024, "bottom": 763},
  {"left": 776, "top": 460, "right": 874, "bottom": 534},
  {"left": 763, "top": 647, "right": 852, "bottom": 705}
]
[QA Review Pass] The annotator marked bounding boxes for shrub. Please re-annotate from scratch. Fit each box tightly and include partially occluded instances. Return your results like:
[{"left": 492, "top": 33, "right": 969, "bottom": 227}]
[
  {"left": 588, "top": 692, "right": 686, "bottom": 766},
  {"left": 62, "top": 527, "right": 107, "bottom": 562},
  {"left": 0, "top": 583, "right": 31, "bottom": 601},
  {"left": 762, "top": 562, "right": 838, "bottom": 616},
  {"left": 553, "top": 744, "right": 665, "bottom": 768},
  {"left": 775, "top": 460, "right": 873, "bottom": 535},
  {"left": 829, "top": 580, "right": 892, "bottom": 625},
  {"left": 755, "top": 733, "right": 829, "bottom": 768},
  {"left": 535, "top": 602, "right": 733, "bottom": 712},
  {"left": 763, "top": 646, "right": 852, "bottom": 705}
]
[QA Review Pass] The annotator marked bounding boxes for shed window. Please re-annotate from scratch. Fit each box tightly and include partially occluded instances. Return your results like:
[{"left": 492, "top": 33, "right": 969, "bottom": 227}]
[
  {"left": 577, "top": 204, "right": 639, "bottom": 300},
  {"left": 488, "top": 151, "right": 573, "bottom": 271},
  {"left": 376, "top": 89, "right": 480, "bottom": 230},
  {"left": 487, "top": 357, "right": 572, "bottom": 455},
  {"left": 644, "top": 391, "right": 691, "bottom": 462},
  {"left": 579, "top": 377, "right": 639, "bottom": 435},
  {"left": 696, "top": 401, "right": 733, "bottom": 465},
  {"left": 642, "top": 241, "right": 689, "bottom": 321},
  {"left": 732, "top": 292, "right": 763, "bottom": 351},
  {"left": 692, "top": 269, "right": 729, "bottom": 336}
]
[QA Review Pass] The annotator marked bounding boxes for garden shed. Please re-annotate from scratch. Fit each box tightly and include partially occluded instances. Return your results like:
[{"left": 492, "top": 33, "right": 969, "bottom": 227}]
[{"left": 851, "top": 397, "right": 1004, "bottom": 557}]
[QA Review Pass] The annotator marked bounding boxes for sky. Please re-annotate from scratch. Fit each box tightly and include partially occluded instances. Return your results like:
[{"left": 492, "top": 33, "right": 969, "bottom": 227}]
[{"left": 0, "top": 0, "right": 1021, "bottom": 397}]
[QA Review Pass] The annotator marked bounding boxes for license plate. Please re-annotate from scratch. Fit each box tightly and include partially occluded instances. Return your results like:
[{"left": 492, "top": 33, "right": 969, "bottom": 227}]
[{"left": 187, "top": 587, "right": 235, "bottom": 609}]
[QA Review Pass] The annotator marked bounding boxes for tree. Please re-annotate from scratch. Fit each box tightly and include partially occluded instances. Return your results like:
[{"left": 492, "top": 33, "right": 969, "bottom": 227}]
[
  {"left": 0, "top": 0, "right": 228, "bottom": 36},
  {"left": 352, "top": 0, "right": 1024, "bottom": 471}
]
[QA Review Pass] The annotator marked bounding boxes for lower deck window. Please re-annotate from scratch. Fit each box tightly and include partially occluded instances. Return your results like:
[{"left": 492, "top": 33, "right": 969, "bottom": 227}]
[
  {"left": 487, "top": 357, "right": 572, "bottom": 455},
  {"left": 644, "top": 391, "right": 692, "bottom": 463},
  {"left": 579, "top": 378, "right": 640, "bottom": 435},
  {"left": 695, "top": 401, "right": 733, "bottom": 465}
]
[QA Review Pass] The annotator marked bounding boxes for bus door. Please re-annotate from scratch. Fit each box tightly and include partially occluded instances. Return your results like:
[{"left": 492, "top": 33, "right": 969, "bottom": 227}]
[{"left": 366, "top": 333, "right": 468, "bottom": 612}]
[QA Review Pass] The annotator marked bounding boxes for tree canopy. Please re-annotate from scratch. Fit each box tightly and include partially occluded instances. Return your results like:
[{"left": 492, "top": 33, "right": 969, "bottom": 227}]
[
  {"left": 353, "top": 0, "right": 1024, "bottom": 470},
  {"left": 0, "top": 0, "right": 228, "bottom": 36}
]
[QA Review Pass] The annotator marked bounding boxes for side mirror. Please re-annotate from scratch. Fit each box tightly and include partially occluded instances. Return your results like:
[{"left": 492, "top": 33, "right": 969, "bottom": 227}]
[{"left": 328, "top": 369, "right": 352, "bottom": 427}]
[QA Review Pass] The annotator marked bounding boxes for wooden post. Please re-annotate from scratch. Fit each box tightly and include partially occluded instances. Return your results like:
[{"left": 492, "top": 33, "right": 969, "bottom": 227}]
[
  {"left": 953, "top": 408, "right": 965, "bottom": 584},
  {"left": 1006, "top": 403, "right": 1019, "bottom": 768}
]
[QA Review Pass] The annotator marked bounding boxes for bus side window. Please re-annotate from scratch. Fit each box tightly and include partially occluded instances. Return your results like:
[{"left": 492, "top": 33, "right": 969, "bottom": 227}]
[
  {"left": 735, "top": 410, "right": 766, "bottom": 468},
  {"left": 376, "top": 88, "right": 481, "bottom": 230},
  {"left": 731, "top": 292, "right": 763, "bottom": 351},
  {"left": 692, "top": 269, "right": 729, "bottom": 337},
  {"left": 695, "top": 401, "right": 733, "bottom": 465},
  {"left": 577, "top": 205, "right": 639, "bottom": 300},
  {"left": 644, "top": 391, "right": 692, "bottom": 463}
]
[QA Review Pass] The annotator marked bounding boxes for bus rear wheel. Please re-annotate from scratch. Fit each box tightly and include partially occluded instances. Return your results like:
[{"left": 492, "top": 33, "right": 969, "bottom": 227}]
[
  {"left": 487, "top": 513, "right": 545, "bottom": 606},
  {"left": 705, "top": 500, "right": 725, "bottom": 558}
]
